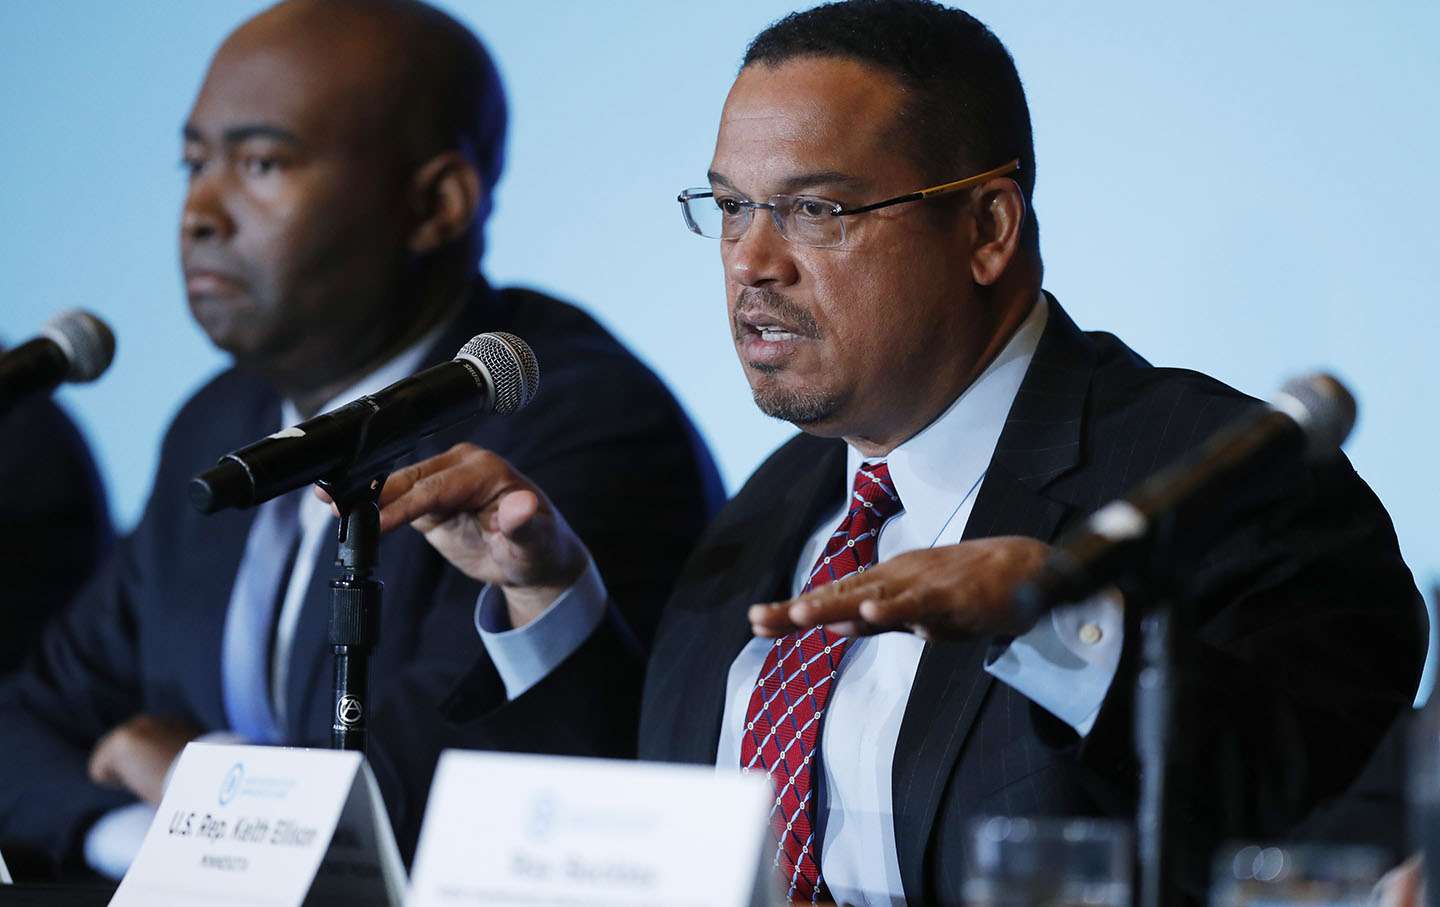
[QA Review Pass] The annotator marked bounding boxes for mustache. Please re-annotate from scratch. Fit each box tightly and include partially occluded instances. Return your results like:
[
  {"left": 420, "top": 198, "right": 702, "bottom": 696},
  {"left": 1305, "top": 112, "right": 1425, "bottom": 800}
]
[{"left": 733, "top": 288, "right": 819, "bottom": 338}]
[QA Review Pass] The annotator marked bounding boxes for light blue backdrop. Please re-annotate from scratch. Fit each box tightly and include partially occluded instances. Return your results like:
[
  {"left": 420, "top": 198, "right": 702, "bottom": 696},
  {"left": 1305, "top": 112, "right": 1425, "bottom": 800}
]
[{"left": 2, "top": 3, "right": 1436, "bottom": 686}]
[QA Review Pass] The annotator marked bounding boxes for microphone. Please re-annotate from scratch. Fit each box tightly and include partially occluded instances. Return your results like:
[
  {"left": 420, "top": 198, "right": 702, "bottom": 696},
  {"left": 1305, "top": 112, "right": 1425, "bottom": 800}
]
[
  {"left": 189, "top": 332, "right": 539, "bottom": 514},
  {"left": 0, "top": 309, "right": 116, "bottom": 415},
  {"left": 1011, "top": 373, "right": 1355, "bottom": 624}
]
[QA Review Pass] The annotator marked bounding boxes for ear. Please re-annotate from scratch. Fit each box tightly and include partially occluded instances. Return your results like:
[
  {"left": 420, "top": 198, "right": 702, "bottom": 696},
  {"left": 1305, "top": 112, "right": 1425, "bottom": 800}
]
[
  {"left": 407, "top": 152, "right": 483, "bottom": 255},
  {"left": 970, "top": 178, "right": 1026, "bottom": 286}
]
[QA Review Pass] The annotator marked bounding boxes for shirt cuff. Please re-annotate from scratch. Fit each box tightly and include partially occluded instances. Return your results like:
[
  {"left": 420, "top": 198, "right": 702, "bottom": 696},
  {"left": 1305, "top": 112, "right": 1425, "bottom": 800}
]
[
  {"left": 84, "top": 801, "right": 157, "bottom": 880},
  {"left": 475, "top": 558, "right": 608, "bottom": 701},
  {"left": 984, "top": 588, "right": 1124, "bottom": 736}
]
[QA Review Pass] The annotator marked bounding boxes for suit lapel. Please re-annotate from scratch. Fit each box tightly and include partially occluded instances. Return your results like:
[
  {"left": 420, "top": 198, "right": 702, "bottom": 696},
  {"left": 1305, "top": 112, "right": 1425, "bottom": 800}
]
[
  {"left": 647, "top": 438, "right": 846, "bottom": 765},
  {"left": 181, "top": 506, "right": 261, "bottom": 725},
  {"left": 745, "top": 441, "right": 848, "bottom": 611},
  {"left": 893, "top": 296, "right": 1098, "bottom": 900},
  {"left": 179, "top": 386, "right": 281, "bottom": 727},
  {"left": 702, "top": 440, "right": 845, "bottom": 763}
]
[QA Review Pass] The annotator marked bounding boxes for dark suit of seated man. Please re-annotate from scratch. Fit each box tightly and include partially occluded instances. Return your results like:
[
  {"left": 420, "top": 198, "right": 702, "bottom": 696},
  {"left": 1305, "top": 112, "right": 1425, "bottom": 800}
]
[
  {"left": 320, "top": 1, "right": 1425, "bottom": 904},
  {"left": 0, "top": 0, "right": 722, "bottom": 881},
  {"left": 0, "top": 395, "right": 112, "bottom": 675}
]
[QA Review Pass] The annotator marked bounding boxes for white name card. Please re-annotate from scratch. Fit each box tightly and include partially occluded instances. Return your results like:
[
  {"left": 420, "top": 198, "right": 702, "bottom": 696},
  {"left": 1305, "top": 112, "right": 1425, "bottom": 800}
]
[
  {"left": 0, "top": 843, "right": 12, "bottom": 884},
  {"left": 407, "top": 751, "right": 778, "bottom": 907},
  {"left": 110, "top": 742, "right": 405, "bottom": 907}
]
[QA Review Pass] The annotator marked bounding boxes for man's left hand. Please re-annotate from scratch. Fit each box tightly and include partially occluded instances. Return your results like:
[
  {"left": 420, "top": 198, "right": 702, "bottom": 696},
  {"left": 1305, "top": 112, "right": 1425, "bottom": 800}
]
[
  {"left": 88, "top": 714, "right": 204, "bottom": 805},
  {"left": 748, "top": 536, "right": 1050, "bottom": 640}
]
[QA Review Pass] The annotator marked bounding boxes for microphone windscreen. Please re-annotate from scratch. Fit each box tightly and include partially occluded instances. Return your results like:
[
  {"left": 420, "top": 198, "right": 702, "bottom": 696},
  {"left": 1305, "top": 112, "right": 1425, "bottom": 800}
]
[
  {"left": 1272, "top": 373, "right": 1355, "bottom": 461},
  {"left": 41, "top": 309, "right": 115, "bottom": 383},
  {"left": 457, "top": 332, "right": 539, "bottom": 415}
]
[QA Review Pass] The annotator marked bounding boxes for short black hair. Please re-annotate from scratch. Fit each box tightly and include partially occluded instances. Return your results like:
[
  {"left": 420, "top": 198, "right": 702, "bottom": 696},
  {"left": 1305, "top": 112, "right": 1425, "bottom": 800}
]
[{"left": 744, "top": 0, "right": 1037, "bottom": 249}]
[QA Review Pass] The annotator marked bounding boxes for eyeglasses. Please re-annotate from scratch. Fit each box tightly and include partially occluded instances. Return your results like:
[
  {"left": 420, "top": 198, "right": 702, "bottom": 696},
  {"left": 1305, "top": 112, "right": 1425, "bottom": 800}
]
[{"left": 677, "top": 159, "right": 1019, "bottom": 249}]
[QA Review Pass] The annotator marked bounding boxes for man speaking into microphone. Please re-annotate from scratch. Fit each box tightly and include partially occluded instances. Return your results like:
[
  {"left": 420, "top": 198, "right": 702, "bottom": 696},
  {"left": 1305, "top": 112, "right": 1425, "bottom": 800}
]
[
  {"left": 367, "top": 2, "right": 1425, "bottom": 903},
  {"left": 0, "top": 0, "right": 720, "bottom": 881}
]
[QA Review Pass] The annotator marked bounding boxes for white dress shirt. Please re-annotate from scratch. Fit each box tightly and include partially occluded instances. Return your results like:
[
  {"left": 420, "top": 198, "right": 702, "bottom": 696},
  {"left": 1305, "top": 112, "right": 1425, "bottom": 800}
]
[
  {"left": 479, "top": 294, "right": 1122, "bottom": 906},
  {"left": 713, "top": 296, "right": 1122, "bottom": 905},
  {"left": 84, "top": 321, "right": 447, "bottom": 879}
]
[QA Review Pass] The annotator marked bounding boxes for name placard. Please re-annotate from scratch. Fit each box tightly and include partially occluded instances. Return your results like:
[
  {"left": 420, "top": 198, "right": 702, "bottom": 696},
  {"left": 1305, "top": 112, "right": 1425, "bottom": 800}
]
[
  {"left": 110, "top": 742, "right": 404, "bottom": 907},
  {"left": 0, "top": 843, "right": 11, "bottom": 884},
  {"left": 407, "top": 751, "right": 777, "bottom": 907}
]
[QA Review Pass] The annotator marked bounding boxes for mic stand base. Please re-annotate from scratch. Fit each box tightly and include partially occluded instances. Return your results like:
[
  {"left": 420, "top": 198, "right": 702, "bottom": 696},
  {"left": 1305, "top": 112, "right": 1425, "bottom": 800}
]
[
  {"left": 318, "top": 474, "right": 388, "bottom": 753},
  {"left": 1135, "top": 603, "right": 1176, "bottom": 907},
  {"left": 1130, "top": 515, "right": 1187, "bottom": 907}
]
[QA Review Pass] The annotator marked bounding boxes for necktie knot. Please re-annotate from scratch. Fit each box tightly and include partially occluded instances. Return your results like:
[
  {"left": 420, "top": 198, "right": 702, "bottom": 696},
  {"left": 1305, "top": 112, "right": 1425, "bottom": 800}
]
[
  {"left": 800, "top": 461, "right": 903, "bottom": 595},
  {"left": 850, "top": 460, "right": 903, "bottom": 526}
]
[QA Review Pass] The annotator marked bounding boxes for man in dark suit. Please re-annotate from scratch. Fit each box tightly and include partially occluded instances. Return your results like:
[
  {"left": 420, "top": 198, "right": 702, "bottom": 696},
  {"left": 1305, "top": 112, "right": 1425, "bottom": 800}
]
[
  {"left": 0, "top": 0, "right": 720, "bottom": 881},
  {"left": 0, "top": 395, "right": 112, "bottom": 674},
  {"left": 358, "top": 1, "right": 1424, "bottom": 904}
]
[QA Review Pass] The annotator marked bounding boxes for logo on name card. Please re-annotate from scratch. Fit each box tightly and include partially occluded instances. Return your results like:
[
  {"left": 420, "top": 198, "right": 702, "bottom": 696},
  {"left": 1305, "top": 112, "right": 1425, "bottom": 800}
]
[
  {"left": 521, "top": 789, "right": 657, "bottom": 844},
  {"left": 526, "top": 791, "right": 558, "bottom": 842},
  {"left": 336, "top": 696, "right": 363, "bottom": 726},
  {"left": 219, "top": 763, "right": 244, "bottom": 806}
]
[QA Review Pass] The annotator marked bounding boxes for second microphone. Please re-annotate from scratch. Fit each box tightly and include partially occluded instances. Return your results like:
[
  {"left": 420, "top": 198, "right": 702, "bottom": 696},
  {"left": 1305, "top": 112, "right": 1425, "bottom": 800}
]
[{"left": 190, "top": 332, "right": 538, "bottom": 514}]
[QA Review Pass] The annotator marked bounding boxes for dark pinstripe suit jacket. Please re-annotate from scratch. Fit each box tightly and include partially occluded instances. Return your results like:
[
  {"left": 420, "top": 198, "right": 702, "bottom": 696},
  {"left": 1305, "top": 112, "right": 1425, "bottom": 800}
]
[
  {"left": 0, "top": 282, "right": 722, "bottom": 877},
  {"left": 635, "top": 297, "right": 1424, "bottom": 904}
]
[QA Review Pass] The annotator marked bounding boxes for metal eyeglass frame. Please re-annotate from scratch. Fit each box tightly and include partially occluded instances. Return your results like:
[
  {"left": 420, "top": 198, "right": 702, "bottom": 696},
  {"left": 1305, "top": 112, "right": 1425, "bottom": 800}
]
[{"left": 677, "top": 158, "right": 1021, "bottom": 248}]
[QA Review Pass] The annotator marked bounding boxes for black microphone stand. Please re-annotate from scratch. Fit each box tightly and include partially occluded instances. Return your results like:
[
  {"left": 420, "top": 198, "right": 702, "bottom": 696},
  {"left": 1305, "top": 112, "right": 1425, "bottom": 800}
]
[
  {"left": 315, "top": 472, "right": 388, "bottom": 753},
  {"left": 1128, "top": 513, "right": 1188, "bottom": 907}
]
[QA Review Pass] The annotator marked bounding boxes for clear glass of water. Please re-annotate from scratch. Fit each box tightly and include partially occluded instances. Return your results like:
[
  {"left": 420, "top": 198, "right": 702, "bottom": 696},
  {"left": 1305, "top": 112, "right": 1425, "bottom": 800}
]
[
  {"left": 963, "top": 816, "right": 1133, "bottom": 907},
  {"left": 1209, "top": 843, "right": 1389, "bottom": 907}
]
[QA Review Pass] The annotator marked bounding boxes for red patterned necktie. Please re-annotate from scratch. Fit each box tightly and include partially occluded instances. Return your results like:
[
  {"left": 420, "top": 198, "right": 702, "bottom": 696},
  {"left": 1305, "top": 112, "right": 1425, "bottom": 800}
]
[{"left": 740, "top": 461, "right": 904, "bottom": 902}]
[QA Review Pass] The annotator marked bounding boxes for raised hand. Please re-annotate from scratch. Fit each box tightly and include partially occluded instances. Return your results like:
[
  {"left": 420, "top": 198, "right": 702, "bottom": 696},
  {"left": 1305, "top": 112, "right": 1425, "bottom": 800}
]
[
  {"left": 324, "top": 443, "right": 590, "bottom": 628},
  {"left": 748, "top": 536, "right": 1050, "bottom": 641}
]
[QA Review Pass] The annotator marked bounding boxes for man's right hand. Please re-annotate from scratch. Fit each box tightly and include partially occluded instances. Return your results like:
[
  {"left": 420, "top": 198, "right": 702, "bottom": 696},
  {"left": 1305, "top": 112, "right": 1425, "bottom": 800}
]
[
  {"left": 344, "top": 443, "right": 590, "bottom": 628},
  {"left": 88, "top": 714, "right": 203, "bottom": 805}
]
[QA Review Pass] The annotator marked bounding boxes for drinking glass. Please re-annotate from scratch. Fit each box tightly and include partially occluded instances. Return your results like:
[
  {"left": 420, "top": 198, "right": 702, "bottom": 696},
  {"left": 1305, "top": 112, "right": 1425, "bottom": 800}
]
[
  {"left": 963, "top": 816, "right": 1133, "bottom": 907},
  {"left": 1209, "top": 843, "right": 1389, "bottom": 907}
]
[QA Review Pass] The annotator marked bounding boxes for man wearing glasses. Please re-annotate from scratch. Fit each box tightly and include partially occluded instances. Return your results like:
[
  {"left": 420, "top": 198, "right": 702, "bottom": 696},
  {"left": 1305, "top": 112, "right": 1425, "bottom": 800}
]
[{"left": 369, "top": 1, "right": 1423, "bottom": 903}]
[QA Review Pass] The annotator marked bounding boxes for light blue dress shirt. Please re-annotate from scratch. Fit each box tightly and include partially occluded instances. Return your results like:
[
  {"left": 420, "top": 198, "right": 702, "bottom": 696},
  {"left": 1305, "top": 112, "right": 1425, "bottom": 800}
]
[
  {"left": 83, "top": 323, "right": 446, "bottom": 879},
  {"left": 478, "top": 295, "right": 1123, "bottom": 906}
]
